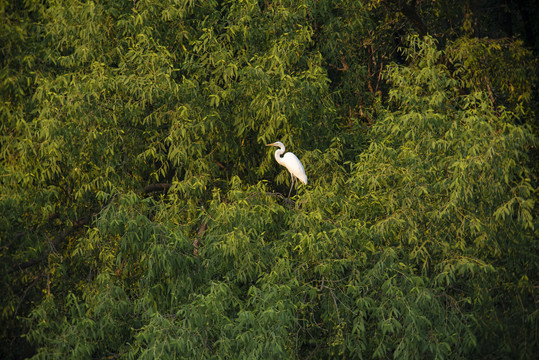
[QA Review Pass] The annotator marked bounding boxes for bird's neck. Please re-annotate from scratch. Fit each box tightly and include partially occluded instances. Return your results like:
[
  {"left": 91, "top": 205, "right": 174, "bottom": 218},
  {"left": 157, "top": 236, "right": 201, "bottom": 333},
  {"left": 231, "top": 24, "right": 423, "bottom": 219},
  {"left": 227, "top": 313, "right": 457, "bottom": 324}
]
[{"left": 274, "top": 148, "right": 285, "bottom": 164}]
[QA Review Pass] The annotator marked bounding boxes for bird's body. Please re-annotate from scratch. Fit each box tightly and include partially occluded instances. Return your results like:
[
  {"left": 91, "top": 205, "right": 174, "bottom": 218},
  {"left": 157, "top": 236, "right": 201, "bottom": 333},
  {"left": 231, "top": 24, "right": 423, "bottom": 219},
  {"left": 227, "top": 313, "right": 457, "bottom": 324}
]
[
  {"left": 275, "top": 152, "right": 308, "bottom": 185},
  {"left": 266, "top": 141, "right": 307, "bottom": 198}
]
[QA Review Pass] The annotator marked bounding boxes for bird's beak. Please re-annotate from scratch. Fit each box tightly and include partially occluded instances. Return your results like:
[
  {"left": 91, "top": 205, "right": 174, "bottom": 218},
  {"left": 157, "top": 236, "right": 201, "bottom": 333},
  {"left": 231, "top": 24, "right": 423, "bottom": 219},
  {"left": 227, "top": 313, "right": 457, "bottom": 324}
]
[{"left": 266, "top": 142, "right": 276, "bottom": 147}]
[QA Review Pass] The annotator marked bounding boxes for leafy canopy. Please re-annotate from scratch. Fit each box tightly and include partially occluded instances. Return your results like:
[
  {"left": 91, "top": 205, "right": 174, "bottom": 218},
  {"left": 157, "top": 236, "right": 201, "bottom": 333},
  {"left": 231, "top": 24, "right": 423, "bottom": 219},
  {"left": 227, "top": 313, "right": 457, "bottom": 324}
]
[{"left": 1, "top": 0, "right": 537, "bottom": 359}]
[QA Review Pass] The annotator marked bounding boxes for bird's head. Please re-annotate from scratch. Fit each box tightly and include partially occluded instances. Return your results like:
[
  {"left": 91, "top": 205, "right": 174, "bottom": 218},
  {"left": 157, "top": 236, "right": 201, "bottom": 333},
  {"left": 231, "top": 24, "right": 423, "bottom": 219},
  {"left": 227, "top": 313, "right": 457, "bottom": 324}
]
[{"left": 266, "top": 141, "right": 284, "bottom": 148}]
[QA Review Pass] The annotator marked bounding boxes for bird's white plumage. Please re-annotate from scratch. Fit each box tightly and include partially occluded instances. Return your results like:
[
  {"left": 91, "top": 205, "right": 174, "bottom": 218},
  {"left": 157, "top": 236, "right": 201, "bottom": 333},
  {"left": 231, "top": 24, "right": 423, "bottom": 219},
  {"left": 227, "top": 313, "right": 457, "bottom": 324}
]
[
  {"left": 278, "top": 152, "right": 307, "bottom": 185},
  {"left": 266, "top": 141, "right": 307, "bottom": 198}
]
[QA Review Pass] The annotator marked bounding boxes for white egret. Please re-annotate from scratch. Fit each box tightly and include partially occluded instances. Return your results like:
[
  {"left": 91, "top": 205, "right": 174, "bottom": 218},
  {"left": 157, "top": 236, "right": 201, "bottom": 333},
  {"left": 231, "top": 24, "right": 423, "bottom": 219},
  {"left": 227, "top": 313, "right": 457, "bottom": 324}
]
[{"left": 266, "top": 141, "right": 307, "bottom": 199}]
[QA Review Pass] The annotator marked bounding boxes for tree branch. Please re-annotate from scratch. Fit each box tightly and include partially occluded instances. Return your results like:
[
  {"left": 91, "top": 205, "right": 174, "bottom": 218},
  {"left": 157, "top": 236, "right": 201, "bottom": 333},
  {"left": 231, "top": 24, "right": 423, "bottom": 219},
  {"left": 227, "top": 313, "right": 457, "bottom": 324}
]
[
  {"left": 399, "top": 0, "right": 428, "bottom": 37},
  {"left": 9, "top": 217, "right": 91, "bottom": 274},
  {"left": 384, "top": 0, "right": 428, "bottom": 37},
  {"left": 144, "top": 183, "right": 172, "bottom": 194}
]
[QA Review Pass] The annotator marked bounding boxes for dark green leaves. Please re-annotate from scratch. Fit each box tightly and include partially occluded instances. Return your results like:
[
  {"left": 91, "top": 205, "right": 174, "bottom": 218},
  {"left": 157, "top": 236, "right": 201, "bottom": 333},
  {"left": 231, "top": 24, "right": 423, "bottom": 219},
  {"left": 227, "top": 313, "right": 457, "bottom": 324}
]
[{"left": 1, "top": 1, "right": 537, "bottom": 359}]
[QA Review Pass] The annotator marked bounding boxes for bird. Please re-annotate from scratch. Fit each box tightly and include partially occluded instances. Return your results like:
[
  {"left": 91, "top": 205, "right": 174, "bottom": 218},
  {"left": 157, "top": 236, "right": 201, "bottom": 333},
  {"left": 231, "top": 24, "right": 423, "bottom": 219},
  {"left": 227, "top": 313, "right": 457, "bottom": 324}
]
[{"left": 266, "top": 141, "right": 307, "bottom": 199}]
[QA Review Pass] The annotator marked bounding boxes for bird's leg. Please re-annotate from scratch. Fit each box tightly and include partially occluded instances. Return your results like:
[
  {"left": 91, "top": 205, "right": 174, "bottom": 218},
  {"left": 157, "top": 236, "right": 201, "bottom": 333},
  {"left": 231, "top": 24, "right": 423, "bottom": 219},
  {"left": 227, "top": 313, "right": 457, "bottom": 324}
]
[{"left": 288, "top": 174, "right": 294, "bottom": 199}]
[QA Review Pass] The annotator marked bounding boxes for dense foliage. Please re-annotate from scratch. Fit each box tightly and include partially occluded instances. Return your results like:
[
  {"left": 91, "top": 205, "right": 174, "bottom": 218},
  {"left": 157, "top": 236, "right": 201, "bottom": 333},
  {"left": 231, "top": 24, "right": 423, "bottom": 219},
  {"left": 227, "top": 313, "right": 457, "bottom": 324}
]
[{"left": 1, "top": 0, "right": 537, "bottom": 359}]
